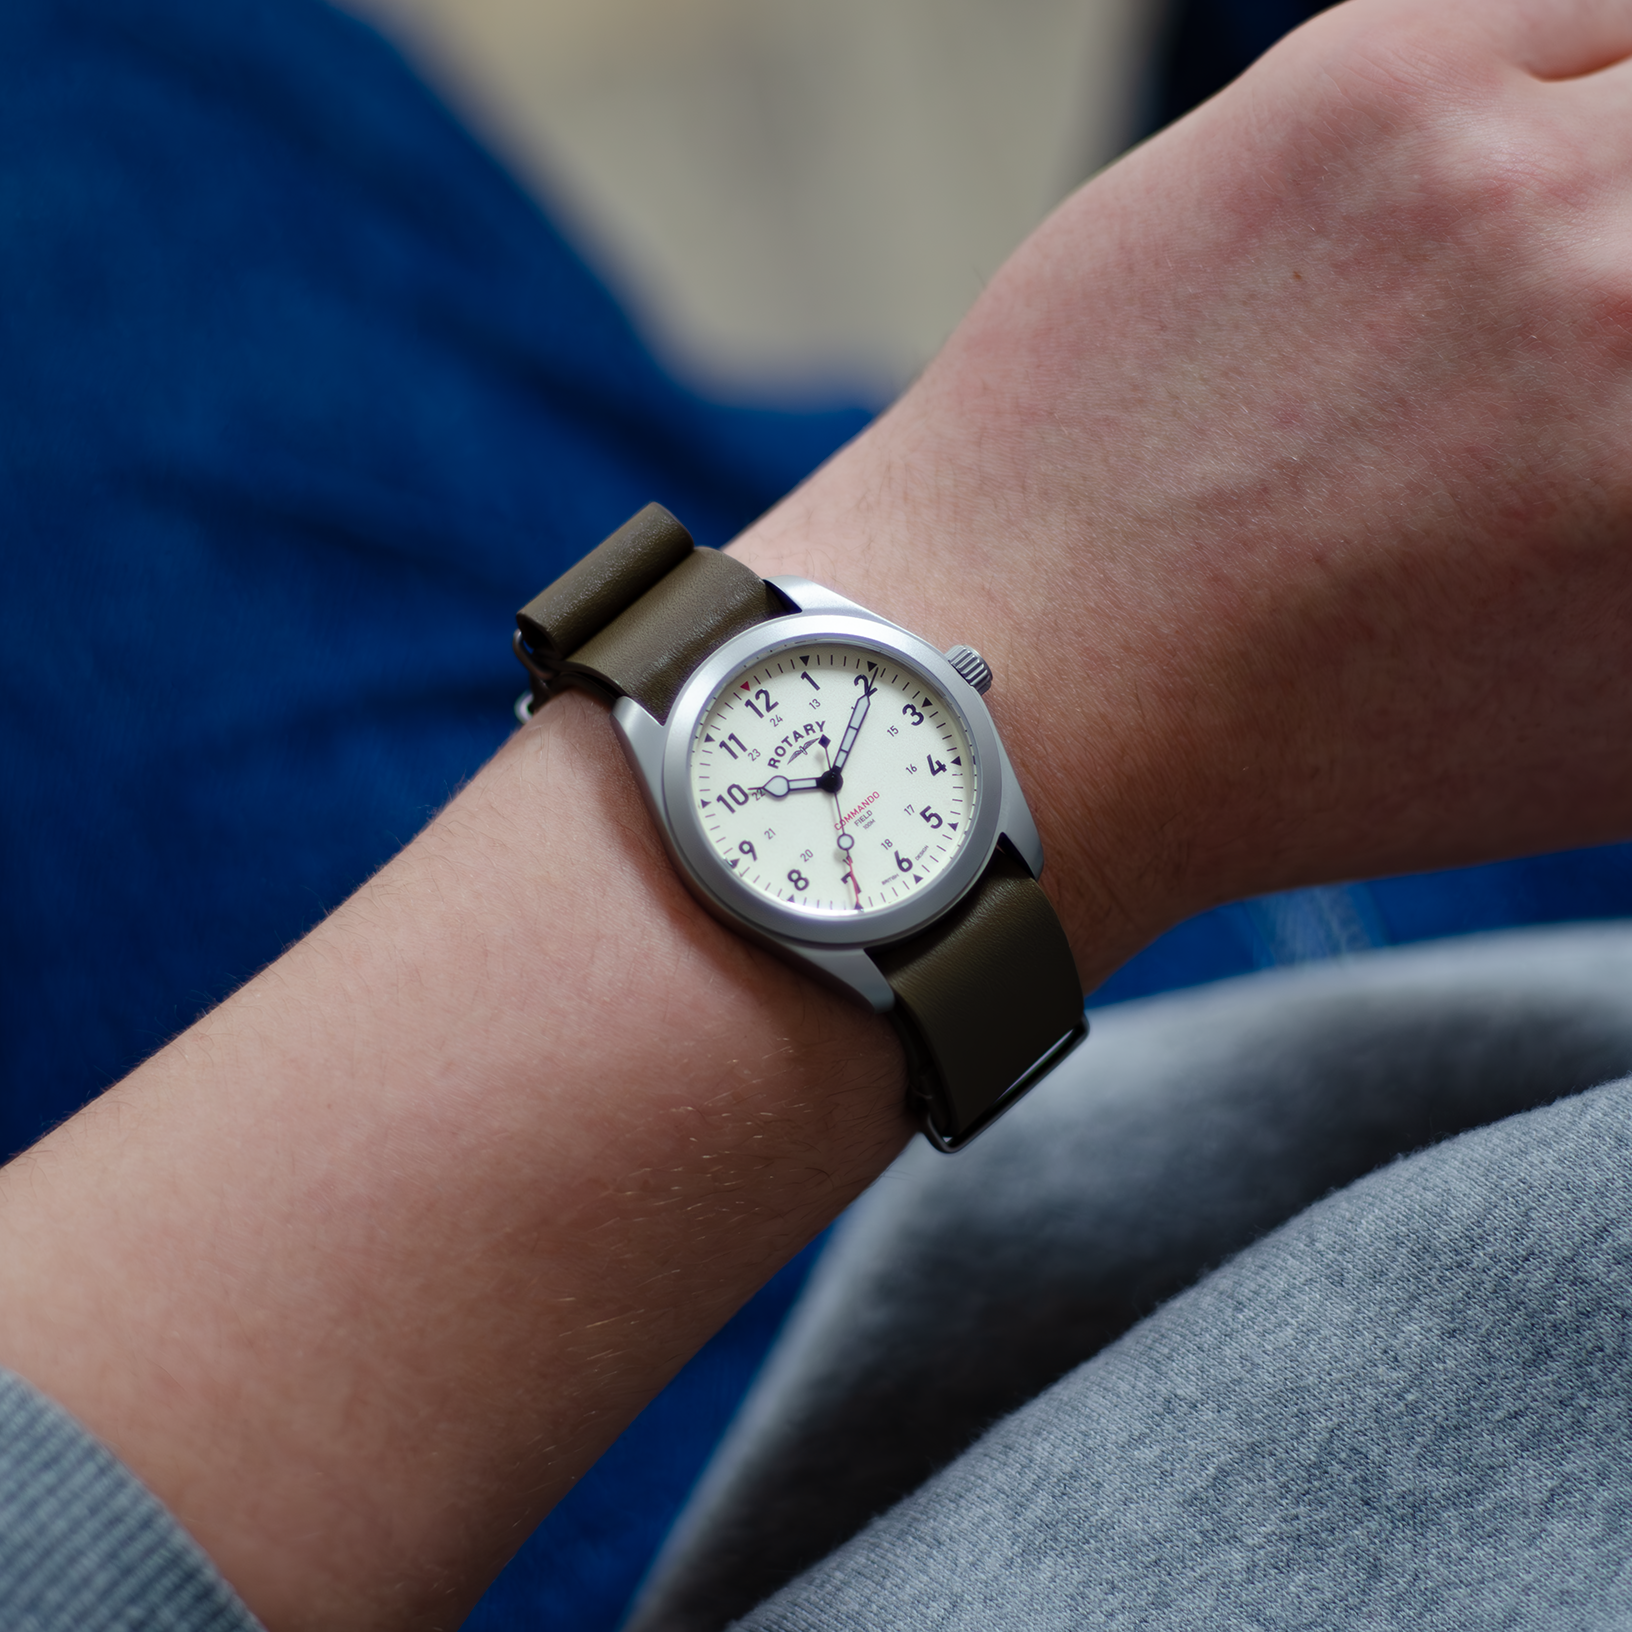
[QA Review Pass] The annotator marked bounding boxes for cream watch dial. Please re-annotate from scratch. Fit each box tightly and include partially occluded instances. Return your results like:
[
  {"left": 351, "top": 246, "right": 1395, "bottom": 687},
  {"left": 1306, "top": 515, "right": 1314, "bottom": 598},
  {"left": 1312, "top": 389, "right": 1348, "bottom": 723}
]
[{"left": 690, "top": 641, "right": 977, "bottom": 918}]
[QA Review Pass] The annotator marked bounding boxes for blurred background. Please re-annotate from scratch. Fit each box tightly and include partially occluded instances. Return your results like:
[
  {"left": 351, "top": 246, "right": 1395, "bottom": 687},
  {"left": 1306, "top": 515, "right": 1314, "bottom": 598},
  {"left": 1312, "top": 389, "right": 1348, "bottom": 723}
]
[{"left": 350, "top": 0, "right": 1163, "bottom": 397}]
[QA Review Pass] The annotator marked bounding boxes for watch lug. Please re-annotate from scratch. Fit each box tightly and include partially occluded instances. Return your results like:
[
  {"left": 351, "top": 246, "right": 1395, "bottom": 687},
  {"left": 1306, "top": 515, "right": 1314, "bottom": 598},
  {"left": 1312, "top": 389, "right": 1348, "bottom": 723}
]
[
  {"left": 994, "top": 738, "right": 1045, "bottom": 878},
  {"left": 766, "top": 575, "right": 891, "bottom": 623},
  {"left": 772, "top": 941, "right": 896, "bottom": 1014},
  {"left": 610, "top": 696, "right": 666, "bottom": 818}
]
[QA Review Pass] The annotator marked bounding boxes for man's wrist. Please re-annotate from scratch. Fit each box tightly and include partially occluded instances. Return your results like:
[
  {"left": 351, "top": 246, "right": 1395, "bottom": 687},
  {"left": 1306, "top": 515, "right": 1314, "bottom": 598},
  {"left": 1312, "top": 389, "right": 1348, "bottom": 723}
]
[{"left": 727, "top": 438, "right": 1187, "bottom": 992}]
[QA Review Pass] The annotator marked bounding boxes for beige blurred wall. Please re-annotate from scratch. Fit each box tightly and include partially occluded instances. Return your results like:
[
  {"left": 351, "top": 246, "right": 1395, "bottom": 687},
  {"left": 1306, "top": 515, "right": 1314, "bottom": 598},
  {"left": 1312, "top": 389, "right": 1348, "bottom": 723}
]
[{"left": 348, "top": 0, "right": 1163, "bottom": 395}]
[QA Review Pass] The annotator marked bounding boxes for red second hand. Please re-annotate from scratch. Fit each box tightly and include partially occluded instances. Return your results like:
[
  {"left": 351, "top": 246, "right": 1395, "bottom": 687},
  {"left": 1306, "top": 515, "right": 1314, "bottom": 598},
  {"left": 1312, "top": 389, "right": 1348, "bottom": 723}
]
[{"left": 822, "top": 739, "right": 863, "bottom": 911}]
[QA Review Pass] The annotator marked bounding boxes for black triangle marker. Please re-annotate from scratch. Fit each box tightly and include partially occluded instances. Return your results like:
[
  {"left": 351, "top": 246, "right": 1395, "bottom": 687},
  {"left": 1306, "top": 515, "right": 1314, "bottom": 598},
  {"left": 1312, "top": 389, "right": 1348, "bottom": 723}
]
[
  {"left": 866, "top": 661, "right": 877, "bottom": 671},
  {"left": 704, "top": 733, "right": 715, "bottom": 743},
  {"left": 799, "top": 655, "right": 809, "bottom": 665},
  {"left": 913, "top": 875, "right": 923, "bottom": 884},
  {"left": 952, "top": 756, "right": 962, "bottom": 765},
  {"left": 948, "top": 822, "right": 959, "bottom": 832},
  {"left": 700, "top": 798, "right": 711, "bottom": 807}
]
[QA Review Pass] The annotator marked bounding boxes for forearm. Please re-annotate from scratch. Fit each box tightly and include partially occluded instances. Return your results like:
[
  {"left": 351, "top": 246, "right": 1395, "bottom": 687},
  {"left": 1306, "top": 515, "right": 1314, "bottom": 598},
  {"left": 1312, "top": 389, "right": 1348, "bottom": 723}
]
[
  {"left": 0, "top": 701, "right": 886, "bottom": 1628},
  {"left": 0, "top": 460, "right": 1171, "bottom": 1631}
]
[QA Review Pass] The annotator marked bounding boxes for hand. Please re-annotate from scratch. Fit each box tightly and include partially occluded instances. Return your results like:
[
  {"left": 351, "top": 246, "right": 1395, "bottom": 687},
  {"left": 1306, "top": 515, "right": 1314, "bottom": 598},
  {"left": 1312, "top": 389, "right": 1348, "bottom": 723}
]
[{"left": 741, "top": 0, "right": 1632, "bottom": 943}]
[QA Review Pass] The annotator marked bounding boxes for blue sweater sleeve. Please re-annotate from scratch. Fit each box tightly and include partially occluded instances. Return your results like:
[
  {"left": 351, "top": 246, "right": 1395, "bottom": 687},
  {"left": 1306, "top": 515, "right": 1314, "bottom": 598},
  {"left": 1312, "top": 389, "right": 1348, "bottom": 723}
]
[{"left": 0, "top": 1369, "right": 259, "bottom": 1631}]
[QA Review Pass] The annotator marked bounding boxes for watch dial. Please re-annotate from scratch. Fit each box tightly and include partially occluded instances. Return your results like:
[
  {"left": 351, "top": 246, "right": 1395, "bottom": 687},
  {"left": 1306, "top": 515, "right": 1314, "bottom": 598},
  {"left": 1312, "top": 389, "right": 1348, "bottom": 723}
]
[{"left": 689, "top": 640, "right": 977, "bottom": 918}]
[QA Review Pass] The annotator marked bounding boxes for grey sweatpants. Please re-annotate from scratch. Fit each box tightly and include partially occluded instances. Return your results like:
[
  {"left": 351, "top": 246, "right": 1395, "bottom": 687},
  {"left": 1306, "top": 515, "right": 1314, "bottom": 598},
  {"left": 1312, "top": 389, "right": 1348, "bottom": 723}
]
[
  {"left": 9, "top": 924, "right": 1632, "bottom": 1630},
  {"left": 633, "top": 924, "right": 1632, "bottom": 1630}
]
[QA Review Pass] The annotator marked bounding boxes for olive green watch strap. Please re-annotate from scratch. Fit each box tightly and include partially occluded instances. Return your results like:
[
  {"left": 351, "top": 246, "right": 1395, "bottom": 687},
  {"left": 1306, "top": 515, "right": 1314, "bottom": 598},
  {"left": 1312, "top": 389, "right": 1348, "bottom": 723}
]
[
  {"left": 516, "top": 504, "right": 1087, "bottom": 1151},
  {"left": 871, "top": 845, "right": 1086, "bottom": 1150},
  {"left": 514, "top": 504, "right": 785, "bottom": 723}
]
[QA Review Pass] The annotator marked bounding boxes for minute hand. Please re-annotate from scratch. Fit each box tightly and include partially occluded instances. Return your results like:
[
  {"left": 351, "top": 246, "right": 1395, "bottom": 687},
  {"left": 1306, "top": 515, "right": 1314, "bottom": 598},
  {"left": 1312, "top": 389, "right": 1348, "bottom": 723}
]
[{"left": 831, "top": 686, "right": 872, "bottom": 771}]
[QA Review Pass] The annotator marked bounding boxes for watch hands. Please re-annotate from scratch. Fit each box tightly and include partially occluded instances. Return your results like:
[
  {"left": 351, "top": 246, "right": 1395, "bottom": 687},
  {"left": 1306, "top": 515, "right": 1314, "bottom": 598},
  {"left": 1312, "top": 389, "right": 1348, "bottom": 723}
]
[
  {"left": 831, "top": 682, "right": 873, "bottom": 772},
  {"left": 752, "top": 722, "right": 846, "bottom": 798},
  {"left": 820, "top": 737, "right": 863, "bottom": 911},
  {"left": 751, "top": 774, "right": 822, "bottom": 799},
  {"left": 735, "top": 726, "right": 864, "bottom": 909}
]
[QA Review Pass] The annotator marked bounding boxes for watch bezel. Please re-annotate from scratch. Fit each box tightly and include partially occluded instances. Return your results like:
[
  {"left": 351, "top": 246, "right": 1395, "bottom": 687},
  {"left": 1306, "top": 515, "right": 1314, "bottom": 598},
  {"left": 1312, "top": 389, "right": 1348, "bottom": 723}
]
[{"left": 660, "top": 612, "right": 1004, "bottom": 950}]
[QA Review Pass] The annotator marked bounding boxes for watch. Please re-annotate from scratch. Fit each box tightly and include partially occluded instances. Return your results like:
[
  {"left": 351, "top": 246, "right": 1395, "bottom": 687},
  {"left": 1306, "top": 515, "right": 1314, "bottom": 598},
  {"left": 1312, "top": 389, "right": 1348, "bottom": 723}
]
[{"left": 513, "top": 504, "right": 1087, "bottom": 1150}]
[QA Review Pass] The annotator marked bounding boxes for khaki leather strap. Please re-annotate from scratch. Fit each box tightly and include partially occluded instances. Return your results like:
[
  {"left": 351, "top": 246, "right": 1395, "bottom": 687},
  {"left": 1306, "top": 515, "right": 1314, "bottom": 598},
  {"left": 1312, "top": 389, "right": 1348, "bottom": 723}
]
[
  {"left": 515, "top": 503, "right": 785, "bottom": 722},
  {"left": 872, "top": 845, "right": 1086, "bottom": 1150},
  {"left": 517, "top": 505, "right": 1086, "bottom": 1150}
]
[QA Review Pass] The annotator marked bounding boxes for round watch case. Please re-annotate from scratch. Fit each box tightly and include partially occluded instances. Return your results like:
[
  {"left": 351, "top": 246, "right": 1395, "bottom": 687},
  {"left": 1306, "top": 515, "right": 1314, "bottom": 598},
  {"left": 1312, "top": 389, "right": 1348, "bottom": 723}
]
[{"left": 656, "top": 610, "right": 1005, "bottom": 953}]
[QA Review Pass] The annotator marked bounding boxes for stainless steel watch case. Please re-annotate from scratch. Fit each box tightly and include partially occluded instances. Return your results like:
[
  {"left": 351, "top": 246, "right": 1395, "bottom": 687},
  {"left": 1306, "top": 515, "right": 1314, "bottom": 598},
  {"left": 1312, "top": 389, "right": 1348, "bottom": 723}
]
[{"left": 610, "top": 575, "right": 1044, "bottom": 1015}]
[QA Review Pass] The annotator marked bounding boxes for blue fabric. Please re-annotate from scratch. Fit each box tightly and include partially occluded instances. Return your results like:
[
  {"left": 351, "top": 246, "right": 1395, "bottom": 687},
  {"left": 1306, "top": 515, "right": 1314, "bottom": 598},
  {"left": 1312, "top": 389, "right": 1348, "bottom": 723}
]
[
  {"left": 1148, "top": 0, "right": 1337, "bottom": 135},
  {"left": 1096, "top": 846, "right": 1632, "bottom": 1009},
  {"left": 5, "top": 0, "right": 1632, "bottom": 1627}
]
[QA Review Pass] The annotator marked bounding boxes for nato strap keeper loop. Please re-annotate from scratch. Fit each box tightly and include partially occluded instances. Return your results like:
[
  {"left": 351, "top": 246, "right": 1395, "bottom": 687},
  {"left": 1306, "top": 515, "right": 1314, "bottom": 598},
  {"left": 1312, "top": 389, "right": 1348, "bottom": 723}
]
[{"left": 514, "top": 503, "right": 787, "bottom": 723}]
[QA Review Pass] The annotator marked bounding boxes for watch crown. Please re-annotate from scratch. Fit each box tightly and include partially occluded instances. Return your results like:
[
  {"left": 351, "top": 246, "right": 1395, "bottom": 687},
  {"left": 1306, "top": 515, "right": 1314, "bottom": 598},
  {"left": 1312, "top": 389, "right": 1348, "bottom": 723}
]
[{"left": 945, "top": 644, "right": 993, "bottom": 695}]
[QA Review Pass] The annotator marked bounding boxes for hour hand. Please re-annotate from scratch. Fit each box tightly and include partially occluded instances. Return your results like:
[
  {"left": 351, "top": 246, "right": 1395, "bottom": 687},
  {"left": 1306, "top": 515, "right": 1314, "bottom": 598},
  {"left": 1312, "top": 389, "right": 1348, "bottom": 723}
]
[{"left": 754, "top": 774, "right": 822, "bottom": 799}]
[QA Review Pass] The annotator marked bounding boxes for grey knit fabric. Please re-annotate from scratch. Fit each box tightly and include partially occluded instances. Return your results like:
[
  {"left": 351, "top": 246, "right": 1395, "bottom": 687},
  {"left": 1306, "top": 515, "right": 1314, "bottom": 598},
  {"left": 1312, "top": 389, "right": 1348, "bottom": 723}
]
[
  {"left": 0, "top": 1368, "right": 258, "bottom": 1631},
  {"left": 630, "top": 925, "right": 1632, "bottom": 1631},
  {"left": 734, "top": 1072, "right": 1632, "bottom": 1630}
]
